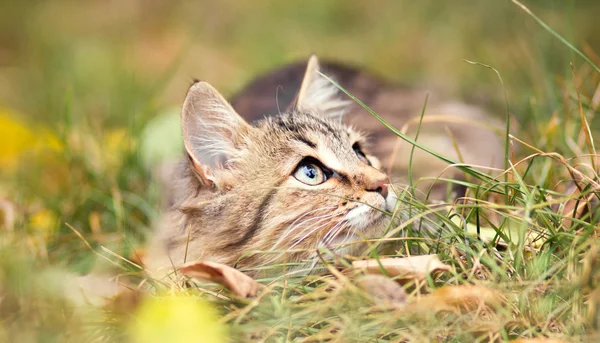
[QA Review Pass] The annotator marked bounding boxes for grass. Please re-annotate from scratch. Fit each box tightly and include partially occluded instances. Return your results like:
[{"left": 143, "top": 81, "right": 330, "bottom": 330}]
[{"left": 1, "top": 0, "right": 600, "bottom": 342}]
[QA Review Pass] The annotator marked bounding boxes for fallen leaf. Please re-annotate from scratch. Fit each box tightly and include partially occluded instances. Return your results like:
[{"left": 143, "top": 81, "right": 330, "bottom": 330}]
[
  {"left": 130, "top": 248, "right": 146, "bottom": 267},
  {"left": 355, "top": 274, "right": 407, "bottom": 306},
  {"left": 515, "top": 340, "right": 567, "bottom": 343},
  {"left": 410, "top": 285, "right": 505, "bottom": 314},
  {"left": 430, "top": 285, "right": 504, "bottom": 308},
  {"left": 178, "top": 261, "right": 263, "bottom": 298},
  {"left": 352, "top": 255, "right": 451, "bottom": 282},
  {"left": 107, "top": 288, "right": 143, "bottom": 316}
]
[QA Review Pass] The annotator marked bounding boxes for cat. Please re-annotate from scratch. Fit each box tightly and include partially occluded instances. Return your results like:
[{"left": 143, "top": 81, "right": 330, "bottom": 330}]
[
  {"left": 231, "top": 59, "right": 505, "bottom": 201},
  {"left": 146, "top": 56, "right": 404, "bottom": 278}
]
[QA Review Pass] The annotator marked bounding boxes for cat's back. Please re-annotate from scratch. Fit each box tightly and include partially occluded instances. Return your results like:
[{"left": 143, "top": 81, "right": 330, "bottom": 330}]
[{"left": 231, "top": 60, "right": 504, "bottom": 200}]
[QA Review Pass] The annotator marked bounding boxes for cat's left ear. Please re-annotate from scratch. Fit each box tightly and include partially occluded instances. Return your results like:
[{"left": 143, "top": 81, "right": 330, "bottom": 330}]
[
  {"left": 295, "top": 55, "right": 349, "bottom": 119},
  {"left": 181, "top": 81, "right": 251, "bottom": 188}
]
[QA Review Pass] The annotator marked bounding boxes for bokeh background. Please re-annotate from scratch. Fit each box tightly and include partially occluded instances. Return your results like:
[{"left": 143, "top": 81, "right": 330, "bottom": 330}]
[
  {"left": 1, "top": 1, "right": 600, "bottom": 341},
  {"left": 1, "top": 0, "right": 599, "bottom": 276}
]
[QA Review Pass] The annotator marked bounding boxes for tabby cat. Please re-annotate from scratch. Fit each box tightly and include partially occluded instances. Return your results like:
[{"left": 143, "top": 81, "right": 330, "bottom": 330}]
[
  {"left": 147, "top": 56, "right": 401, "bottom": 277},
  {"left": 146, "top": 55, "right": 503, "bottom": 278}
]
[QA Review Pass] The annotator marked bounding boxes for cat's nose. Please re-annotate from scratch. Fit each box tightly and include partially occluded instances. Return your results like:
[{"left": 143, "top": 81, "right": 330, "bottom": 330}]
[{"left": 367, "top": 176, "right": 389, "bottom": 198}]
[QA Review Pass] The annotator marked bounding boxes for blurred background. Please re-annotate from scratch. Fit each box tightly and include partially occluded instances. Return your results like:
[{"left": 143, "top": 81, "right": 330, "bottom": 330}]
[
  {"left": 1, "top": 0, "right": 599, "bottom": 271},
  {"left": 1, "top": 1, "right": 600, "bottom": 341}
]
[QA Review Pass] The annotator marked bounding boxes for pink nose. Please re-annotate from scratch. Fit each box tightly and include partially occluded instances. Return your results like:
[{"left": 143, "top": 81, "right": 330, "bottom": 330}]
[{"left": 367, "top": 177, "right": 388, "bottom": 198}]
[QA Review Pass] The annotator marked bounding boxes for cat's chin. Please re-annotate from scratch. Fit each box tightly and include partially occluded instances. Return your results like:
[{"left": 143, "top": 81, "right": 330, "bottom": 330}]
[
  {"left": 325, "top": 206, "right": 392, "bottom": 248},
  {"left": 344, "top": 188, "right": 397, "bottom": 233}
]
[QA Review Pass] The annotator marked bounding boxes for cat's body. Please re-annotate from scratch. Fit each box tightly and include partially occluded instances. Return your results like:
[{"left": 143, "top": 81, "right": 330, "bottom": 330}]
[{"left": 146, "top": 56, "right": 503, "bottom": 278}]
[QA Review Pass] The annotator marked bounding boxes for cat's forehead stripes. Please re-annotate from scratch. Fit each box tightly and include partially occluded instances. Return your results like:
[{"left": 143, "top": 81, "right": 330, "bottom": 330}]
[
  {"left": 263, "top": 112, "right": 364, "bottom": 172},
  {"left": 316, "top": 144, "right": 347, "bottom": 172},
  {"left": 269, "top": 112, "right": 346, "bottom": 142}
]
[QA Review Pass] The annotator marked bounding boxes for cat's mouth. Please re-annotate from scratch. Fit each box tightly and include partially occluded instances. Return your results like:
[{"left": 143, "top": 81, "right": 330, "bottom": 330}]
[
  {"left": 326, "top": 189, "right": 397, "bottom": 247},
  {"left": 346, "top": 188, "right": 396, "bottom": 228},
  {"left": 344, "top": 203, "right": 384, "bottom": 230}
]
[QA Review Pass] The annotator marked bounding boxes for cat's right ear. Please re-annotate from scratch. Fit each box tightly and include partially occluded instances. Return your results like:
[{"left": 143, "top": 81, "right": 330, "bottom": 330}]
[
  {"left": 181, "top": 81, "right": 251, "bottom": 188},
  {"left": 295, "top": 55, "right": 349, "bottom": 119}
]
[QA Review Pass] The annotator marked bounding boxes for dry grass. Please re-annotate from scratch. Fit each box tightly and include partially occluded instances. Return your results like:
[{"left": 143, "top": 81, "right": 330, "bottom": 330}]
[{"left": 1, "top": 1, "right": 600, "bottom": 342}]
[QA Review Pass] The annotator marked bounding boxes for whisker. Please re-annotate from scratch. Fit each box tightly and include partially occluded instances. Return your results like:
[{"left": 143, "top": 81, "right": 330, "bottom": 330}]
[
  {"left": 322, "top": 220, "right": 346, "bottom": 247},
  {"left": 272, "top": 207, "right": 336, "bottom": 250},
  {"left": 289, "top": 219, "right": 336, "bottom": 250},
  {"left": 329, "top": 221, "right": 348, "bottom": 245}
]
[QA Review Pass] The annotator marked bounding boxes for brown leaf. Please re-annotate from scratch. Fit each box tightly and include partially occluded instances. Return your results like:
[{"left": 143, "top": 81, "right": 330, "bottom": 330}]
[
  {"left": 355, "top": 274, "right": 407, "bottom": 306},
  {"left": 352, "top": 255, "right": 451, "bottom": 282},
  {"left": 510, "top": 339, "right": 569, "bottom": 343},
  {"left": 106, "top": 288, "right": 143, "bottom": 316},
  {"left": 178, "top": 261, "right": 263, "bottom": 298},
  {"left": 410, "top": 285, "right": 505, "bottom": 314},
  {"left": 430, "top": 285, "right": 504, "bottom": 309},
  {"left": 130, "top": 248, "right": 146, "bottom": 267}
]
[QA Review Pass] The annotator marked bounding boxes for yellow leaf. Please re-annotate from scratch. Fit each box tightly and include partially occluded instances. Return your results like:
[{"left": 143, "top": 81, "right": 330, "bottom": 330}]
[
  {"left": 511, "top": 339, "right": 569, "bottom": 343},
  {"left": 407, "top": 285, "right": 505, "bottom": 315},
  {"left": 129, "top": 295, "right": 226, "bottom": 343}
]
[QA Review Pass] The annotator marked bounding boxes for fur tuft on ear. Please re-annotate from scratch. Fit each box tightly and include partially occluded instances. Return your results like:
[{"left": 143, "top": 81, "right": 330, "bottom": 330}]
[
  {"left": 181, "top": 81, "right": 250, "bottom": 186},
  {"left": 295, "top": 55, "right": 350, "bottom": 119}
]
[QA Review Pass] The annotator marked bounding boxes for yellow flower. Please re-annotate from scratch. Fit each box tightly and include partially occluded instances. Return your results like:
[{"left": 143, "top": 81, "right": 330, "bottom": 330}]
[
  {"left": 0, "top": 108, "right": 62, "bottom": 170},
  {"left": 102, "top": 128, "right": 131, "bottom": 169},
  {"left": 129, "top": 294, "right": 226, "bottom": 343},
  {"left": 29, "top": 209, "right": 57, "bottom": 236}
]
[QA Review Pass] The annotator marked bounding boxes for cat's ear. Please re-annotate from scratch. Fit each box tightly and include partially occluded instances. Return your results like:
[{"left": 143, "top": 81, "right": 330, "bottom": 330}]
[
  {"left": 295, "top": 55, "right": 349, "bottom": 119},
  {"left": 181, "top": 81, "right": 250, "bottom": 187}
]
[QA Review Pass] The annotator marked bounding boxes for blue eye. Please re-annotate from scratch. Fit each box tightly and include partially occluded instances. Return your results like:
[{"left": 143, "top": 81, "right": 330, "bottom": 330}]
[
  {"left": 293, "top": 162, "right": 326, "bottom": 185},
  {"left": 303, "top": 165, "right": 316, "bottom": 178}
]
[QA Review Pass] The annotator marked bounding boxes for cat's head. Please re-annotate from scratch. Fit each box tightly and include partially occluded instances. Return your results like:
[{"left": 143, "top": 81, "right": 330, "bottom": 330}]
[{"left": 178, "top": 56, "right": 396, "bottom": 272}]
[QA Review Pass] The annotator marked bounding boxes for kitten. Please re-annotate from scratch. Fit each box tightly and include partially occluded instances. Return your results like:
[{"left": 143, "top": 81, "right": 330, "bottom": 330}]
[
  {"left": 232, "top": 60, "right": 505, "bottom": 201},
  {"left": 146, "top": 56, "right": 400, "bottom": 278}
]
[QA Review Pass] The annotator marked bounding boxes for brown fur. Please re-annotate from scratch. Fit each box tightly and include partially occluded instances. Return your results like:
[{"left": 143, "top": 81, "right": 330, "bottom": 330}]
[
  {"left": 147, "top": 56, "right": 402, "bottom": 278},
  {"left": 231, "top": 60, "right": 505, "bottom": 200}
]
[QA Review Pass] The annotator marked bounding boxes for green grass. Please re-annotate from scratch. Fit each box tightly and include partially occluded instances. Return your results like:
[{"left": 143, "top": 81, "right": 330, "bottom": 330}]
[{"left": 1, "top": 0, "right": 600, "bottom": 342}]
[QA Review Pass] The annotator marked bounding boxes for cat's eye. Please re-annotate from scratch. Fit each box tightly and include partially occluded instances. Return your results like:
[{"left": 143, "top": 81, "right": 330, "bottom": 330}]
[
  {"left": 293, "top": 161, "right": 327, "bottom": 185},
  {"left": 352, "top": 143, "right": 371, "bottom": 166}
]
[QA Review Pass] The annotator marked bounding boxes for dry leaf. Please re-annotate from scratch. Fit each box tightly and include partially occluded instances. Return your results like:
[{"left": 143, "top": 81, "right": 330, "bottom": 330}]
[
  {"left": 108, "top": 288, "right": 144, "bottom": 316},
  {"left": 356, "top": 274, "right": 407, "bottom": 306},
  {"left": 511, "top": 340, "right": 568, "bottom": 343},
  {"left": 352, "top": 255, "right": 451, "bottom": 282},
  {"left": 130, "top": 248, "right": 146, "bottom": 267},
  {"left": 410, "top": 285, "right": 505, "bottom": 314},
  {"left": 178, "top": 261, "right": 263, "bottom": 298}
]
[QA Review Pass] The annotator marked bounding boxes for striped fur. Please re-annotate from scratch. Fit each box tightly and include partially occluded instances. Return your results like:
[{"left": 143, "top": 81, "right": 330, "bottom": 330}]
[{"left": 147, "top": 56, "right": 399, "bottom": 278}]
